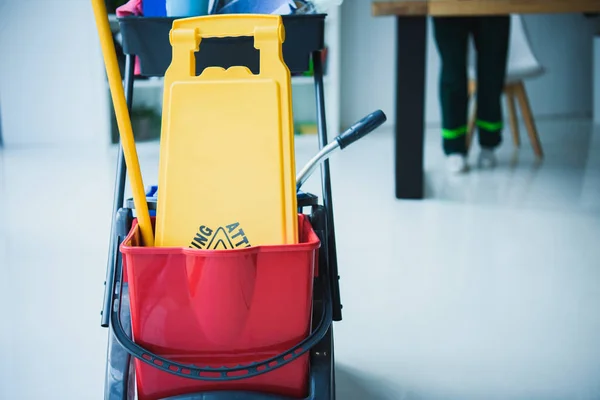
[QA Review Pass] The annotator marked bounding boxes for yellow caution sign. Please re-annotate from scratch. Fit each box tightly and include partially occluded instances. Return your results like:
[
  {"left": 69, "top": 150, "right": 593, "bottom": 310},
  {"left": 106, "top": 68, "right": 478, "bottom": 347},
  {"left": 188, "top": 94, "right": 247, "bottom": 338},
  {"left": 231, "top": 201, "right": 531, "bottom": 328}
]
[{"left": 155, "top": 15, "right": 298, "bottom": 248}]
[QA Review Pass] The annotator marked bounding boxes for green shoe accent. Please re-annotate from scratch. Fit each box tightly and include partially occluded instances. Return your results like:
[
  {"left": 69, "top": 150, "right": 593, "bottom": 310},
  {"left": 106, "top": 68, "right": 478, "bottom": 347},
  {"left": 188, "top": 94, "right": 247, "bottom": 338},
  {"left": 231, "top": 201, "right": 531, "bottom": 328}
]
[
  {"left": 442, "top": 125, "right": 467, "bottom": 140},
  {"left": 476, "top": 119, "right": 503, "bottom": 132}
]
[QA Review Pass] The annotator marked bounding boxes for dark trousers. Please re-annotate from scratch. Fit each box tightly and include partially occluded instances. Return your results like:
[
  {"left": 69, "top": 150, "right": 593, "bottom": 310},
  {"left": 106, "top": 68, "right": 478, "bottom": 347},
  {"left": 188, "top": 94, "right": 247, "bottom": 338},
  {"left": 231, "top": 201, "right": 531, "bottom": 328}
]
[{"left": 433, "top": 16, "right": 510, "bottom": 155}]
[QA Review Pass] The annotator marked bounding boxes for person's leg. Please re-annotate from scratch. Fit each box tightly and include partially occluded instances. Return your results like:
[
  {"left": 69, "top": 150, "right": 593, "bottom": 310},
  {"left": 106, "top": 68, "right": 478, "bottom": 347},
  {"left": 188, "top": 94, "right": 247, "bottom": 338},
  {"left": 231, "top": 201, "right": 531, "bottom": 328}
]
[
  {"left": 432, "top": 17, "right": 472, "bottom": 159},
  {"left": 472, "top": 16, "right": 511, "bottom": 158}
]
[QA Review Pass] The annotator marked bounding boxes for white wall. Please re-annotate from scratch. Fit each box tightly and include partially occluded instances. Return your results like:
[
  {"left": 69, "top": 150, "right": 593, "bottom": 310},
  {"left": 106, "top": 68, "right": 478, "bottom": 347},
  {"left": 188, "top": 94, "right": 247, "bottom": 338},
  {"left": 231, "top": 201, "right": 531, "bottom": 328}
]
[
  {"left": 340, "top": 0, "right": 600, "bottom": 128},
  {"left": 0, "top": 0, "right": 110, "bottom": 148}
]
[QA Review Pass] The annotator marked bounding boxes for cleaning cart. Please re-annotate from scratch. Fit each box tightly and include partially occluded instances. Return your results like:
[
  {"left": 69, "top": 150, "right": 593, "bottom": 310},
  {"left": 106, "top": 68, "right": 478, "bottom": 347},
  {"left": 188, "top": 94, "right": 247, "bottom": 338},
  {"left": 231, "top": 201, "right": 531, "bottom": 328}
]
[{"left": 96, "top": 5, "right": 386, "bottom": 400}]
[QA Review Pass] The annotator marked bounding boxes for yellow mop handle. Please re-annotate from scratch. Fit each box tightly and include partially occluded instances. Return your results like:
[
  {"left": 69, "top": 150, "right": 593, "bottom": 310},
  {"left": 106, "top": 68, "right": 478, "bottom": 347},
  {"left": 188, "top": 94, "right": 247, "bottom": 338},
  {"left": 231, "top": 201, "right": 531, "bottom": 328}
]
[{"left": 91, "top": 0, "right": 154, "bottom": 247}]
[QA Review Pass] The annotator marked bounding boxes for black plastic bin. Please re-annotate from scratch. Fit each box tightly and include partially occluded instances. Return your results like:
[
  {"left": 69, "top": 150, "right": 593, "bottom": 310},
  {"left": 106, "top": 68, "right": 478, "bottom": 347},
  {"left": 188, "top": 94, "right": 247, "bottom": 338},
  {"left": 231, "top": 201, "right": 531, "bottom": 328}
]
[{"left": 117, "top": 14, "right": 326, "bottom": 77}]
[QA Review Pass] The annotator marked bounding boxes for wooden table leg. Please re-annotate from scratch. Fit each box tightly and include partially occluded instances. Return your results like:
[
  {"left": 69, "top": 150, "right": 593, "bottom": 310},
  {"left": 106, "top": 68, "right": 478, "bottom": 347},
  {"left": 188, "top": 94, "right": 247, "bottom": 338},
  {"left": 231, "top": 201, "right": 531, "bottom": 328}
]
[{"left": 395, "top": 16, "right": 427, "bottom": 199}]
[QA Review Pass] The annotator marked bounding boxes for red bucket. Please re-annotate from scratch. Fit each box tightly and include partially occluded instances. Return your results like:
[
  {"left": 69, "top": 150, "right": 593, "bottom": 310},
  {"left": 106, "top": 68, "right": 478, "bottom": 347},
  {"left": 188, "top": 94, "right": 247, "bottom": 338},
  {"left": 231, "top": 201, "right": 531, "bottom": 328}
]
[{"left": 120, "top": 214, "right": 320, "bottom": 400}]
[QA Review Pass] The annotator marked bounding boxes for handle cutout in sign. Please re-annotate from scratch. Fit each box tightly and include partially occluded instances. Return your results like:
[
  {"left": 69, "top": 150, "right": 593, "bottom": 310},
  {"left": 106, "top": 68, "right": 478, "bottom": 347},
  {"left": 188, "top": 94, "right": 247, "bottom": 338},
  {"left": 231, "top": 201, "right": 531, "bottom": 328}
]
[
  {"left": 195, "top": 36, "right": 261, "bottom": 76},
  {"left": 190, "top": 222, "right": 252, "bottom": 250}
]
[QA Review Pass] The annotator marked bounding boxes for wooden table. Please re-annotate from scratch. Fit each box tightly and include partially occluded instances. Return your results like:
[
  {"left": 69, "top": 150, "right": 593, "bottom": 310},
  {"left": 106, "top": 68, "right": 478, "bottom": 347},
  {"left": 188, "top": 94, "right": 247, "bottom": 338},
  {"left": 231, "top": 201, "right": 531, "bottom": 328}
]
[{"left": 371, "top": 0, "right": 600, "bottom": 199}]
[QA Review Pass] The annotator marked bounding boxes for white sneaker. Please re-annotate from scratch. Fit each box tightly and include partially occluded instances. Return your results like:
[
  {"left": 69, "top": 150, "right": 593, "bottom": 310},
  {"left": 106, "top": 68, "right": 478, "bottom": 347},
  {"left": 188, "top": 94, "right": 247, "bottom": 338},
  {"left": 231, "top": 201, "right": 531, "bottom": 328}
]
[
  {"left": 478, "top": 148, "right": 497, "bottom": 169},
  {"left": 446, "top": 154, "right": 469, "bottom": 174}
]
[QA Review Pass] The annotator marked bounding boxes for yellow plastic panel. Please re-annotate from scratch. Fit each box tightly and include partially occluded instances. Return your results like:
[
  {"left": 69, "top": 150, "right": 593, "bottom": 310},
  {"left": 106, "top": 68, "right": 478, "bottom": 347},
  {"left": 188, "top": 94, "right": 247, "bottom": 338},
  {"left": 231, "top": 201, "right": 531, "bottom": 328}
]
[{"left": 155, "top": 15, "right": 298, "bottom": 248}]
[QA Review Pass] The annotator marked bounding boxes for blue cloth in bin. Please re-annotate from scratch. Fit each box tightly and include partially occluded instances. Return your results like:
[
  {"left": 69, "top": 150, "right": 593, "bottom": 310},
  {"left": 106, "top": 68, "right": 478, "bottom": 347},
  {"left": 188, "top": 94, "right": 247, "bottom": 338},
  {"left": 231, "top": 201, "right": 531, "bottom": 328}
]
[
  {"left": 130, "top": 185, "right": 158, "bottom": 218},
  {"left": 143, "top": 0, "right": 166, "bottom": 16},
  {"left": 218, "top": 0, "right": 295, "bottom": 14},
  {"left": 145, "top": 185, "right": 158, "bottom": 217},
  {"left": 145, "top": 185, "right": 158, "bottom": 198}
]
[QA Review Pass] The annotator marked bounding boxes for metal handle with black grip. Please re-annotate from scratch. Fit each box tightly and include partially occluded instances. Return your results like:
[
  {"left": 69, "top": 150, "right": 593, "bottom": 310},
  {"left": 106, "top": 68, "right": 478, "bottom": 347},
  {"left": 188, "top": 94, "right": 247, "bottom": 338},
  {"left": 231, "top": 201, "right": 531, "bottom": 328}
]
[
  {"left": 296, "top": 109, "right": 387, "bottom": 191},
  {"left": 335, "top": 109, "right": 387, "bottom": 150}
]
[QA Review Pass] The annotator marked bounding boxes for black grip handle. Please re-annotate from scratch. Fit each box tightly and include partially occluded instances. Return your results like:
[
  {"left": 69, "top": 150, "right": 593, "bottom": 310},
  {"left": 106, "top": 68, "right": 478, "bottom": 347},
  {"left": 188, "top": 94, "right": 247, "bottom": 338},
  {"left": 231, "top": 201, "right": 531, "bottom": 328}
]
[{"left": 335, "top": 109, "right": 387, "bottom": 150}]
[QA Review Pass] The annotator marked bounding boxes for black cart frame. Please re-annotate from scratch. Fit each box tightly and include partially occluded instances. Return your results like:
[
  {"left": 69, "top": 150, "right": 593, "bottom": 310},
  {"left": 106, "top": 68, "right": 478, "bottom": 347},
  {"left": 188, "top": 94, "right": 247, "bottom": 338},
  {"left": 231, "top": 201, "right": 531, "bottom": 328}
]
[{"left": 100, "top": 14, "right": 343, "bottom": 400}]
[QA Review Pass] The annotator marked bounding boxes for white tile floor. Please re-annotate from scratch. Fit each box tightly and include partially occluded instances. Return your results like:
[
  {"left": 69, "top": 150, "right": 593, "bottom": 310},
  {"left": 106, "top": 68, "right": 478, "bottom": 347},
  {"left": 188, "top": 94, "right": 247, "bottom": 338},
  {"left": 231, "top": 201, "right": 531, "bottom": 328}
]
[{"left": 1, "top": 118, "right": 600, "bottom": 399}]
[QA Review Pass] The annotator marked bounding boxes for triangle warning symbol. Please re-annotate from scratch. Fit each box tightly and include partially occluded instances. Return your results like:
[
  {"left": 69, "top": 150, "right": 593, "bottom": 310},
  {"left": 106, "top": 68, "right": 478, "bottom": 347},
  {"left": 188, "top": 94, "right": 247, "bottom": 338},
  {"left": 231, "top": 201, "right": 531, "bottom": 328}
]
[
  {"left": 206, "top": 227, "right": 235, "bottom": 250},
  {"left": 213, "top": 239, "right": 228, "bottom": 249}
]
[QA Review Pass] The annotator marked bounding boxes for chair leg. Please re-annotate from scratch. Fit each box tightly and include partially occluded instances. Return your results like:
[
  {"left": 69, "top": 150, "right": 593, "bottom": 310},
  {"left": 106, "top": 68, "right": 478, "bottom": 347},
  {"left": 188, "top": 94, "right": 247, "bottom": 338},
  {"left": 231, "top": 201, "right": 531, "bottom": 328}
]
[
  {"left": 466, "top": 79, "right": 477, "bottom": 150},
  {"left": 514, "top": 81, "right": 543, "bottom": 158},
  {"left": 505, "top": 84, "right": 520, "bottom": 148}
]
